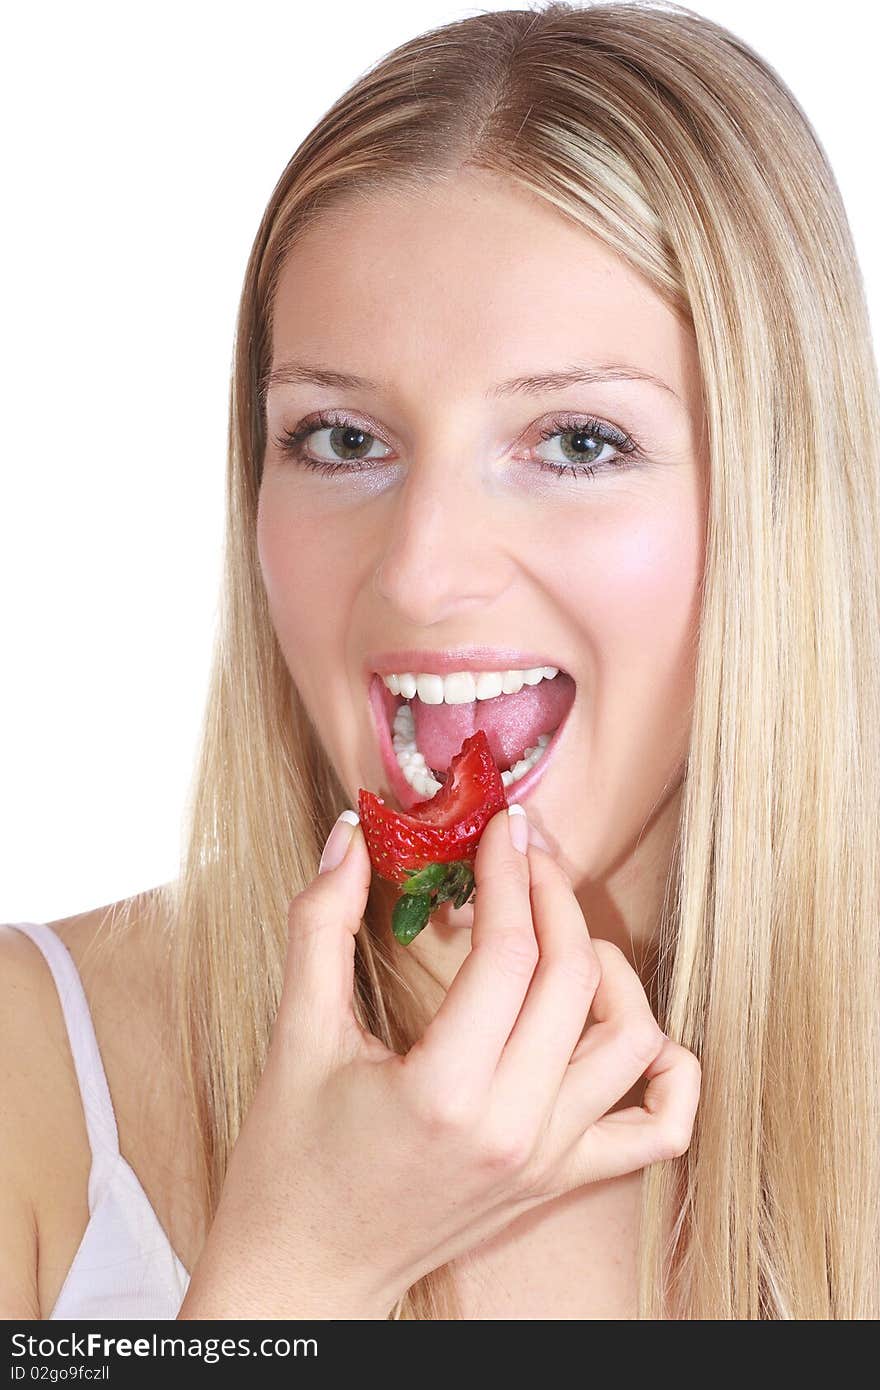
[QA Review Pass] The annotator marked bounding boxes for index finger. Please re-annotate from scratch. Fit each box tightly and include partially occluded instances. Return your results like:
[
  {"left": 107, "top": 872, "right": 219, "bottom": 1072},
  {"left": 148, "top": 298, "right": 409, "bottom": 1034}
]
[{"left": 405, "top": 807, "right": 538, "bottom": 1101}]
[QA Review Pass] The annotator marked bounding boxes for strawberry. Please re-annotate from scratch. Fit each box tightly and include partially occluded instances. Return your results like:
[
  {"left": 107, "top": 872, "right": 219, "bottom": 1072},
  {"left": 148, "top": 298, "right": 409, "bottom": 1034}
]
[{"left": 358, "top": 728, "right": 508, "bottom": 945}]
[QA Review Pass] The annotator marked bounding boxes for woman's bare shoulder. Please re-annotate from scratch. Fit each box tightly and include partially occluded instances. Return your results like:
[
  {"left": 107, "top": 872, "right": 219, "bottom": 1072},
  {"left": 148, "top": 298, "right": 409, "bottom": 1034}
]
[
  {"left": 46, "top": 887, "right": 174, "bottom": 981},
  {"left": 0, "top": 888, "right": 200, "bottom": 1314},
  {"left": 0, "top": 922, "right": 60, "bottom": 1316},
  {"left": 0, "top": 897, "right": 156, "bottom": 1319},
  {"left": 37, "top": 888, "right": 181, "bottom": 1134},
  {"left": 0, "top": 888, "right": 172, "bottom": 1181}
]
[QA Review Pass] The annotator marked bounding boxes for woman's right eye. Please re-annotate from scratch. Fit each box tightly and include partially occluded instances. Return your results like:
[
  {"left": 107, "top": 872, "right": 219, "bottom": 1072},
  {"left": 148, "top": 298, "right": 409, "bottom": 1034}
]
[{"left": 274, "top": 412, "right": 393, "bottom": 474}]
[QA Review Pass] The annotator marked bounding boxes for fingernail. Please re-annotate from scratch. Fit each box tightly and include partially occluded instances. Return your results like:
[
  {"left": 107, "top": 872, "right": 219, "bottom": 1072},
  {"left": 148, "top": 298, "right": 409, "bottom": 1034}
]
[
  {"left": 507, "top": 803, "right": 529, "bottom": 854},
  {"left": 319, "top": 809, "right": 360, "bottom": 874}
]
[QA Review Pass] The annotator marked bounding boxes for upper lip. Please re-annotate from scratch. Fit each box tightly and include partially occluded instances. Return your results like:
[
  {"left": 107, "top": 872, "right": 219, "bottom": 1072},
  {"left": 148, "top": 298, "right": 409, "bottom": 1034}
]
[{"left": 363, "top": 646, "right": 571, "bottom": 681}]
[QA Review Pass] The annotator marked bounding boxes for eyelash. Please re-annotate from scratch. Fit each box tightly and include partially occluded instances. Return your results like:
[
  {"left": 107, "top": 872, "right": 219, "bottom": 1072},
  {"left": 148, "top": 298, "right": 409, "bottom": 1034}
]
[{"left": 271, "top": 409, "right": 644, "bottom": 480}]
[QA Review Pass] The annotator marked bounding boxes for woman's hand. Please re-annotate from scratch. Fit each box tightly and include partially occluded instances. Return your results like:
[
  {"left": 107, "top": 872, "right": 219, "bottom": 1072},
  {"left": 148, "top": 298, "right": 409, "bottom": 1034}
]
[{"left": 178, "top": 806, "right": 701, "bottom": 1319}]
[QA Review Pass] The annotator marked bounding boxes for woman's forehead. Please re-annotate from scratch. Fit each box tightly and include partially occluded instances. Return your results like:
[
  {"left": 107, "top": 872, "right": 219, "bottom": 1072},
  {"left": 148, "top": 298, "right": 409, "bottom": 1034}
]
[
  {"left": 276, "top": 173, "right": 650, "bottom": 314},
  {"left": 269, "top": 175, "right": 697, "bottom": 413}
]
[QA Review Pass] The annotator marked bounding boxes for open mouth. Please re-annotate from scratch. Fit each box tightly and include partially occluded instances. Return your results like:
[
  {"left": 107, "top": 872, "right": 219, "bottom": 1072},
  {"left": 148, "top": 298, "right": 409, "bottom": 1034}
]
[{"left": 368, "top": 667, "right": 577, "bottom": 812}]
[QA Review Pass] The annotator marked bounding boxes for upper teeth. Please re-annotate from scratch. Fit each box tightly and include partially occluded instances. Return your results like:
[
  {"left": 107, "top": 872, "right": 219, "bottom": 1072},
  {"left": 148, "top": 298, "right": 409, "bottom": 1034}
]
[{"left": 380, "top": 665, "right": 559, "bottom": 704}]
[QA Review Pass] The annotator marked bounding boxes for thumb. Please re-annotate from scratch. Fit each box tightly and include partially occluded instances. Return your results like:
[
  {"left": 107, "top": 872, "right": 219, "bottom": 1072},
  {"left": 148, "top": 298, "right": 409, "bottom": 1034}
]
[
  {"left": 318, "top": 808, "right": 363, "bottom": 876},
  {"left": 279, "top": 811, "right": 372, "bottom": 1060}
]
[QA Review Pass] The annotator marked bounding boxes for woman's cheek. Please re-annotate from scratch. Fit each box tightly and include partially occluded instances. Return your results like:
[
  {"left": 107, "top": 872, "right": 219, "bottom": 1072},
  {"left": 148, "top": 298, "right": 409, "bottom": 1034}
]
[
  {"left": 573, "top": 474, "right": 704, "bottom": 640},
  {"left": 257, "top": 484, "right": 323, "bottom": 673},
  {"left": 575, "top": 501, "right": 702, "bottom": 852},
  {"left": 257, "top": 481, "right": 333, "bottom": 622}
]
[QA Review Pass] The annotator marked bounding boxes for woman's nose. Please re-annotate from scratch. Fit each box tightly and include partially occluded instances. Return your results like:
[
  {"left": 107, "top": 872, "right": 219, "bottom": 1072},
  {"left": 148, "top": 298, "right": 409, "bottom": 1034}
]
[{"left": 371, "top": 459, "right": 514, "bottom": 628}]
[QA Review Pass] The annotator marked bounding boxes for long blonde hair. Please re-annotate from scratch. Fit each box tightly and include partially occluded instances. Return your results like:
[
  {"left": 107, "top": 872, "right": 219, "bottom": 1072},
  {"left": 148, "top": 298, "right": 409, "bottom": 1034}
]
[{"left": 155, "top": 1, "right": 880, "bottom": 1317}]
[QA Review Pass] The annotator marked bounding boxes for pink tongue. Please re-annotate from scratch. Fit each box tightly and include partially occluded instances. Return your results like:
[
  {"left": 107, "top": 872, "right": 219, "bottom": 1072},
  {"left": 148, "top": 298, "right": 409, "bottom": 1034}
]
[{"left": 409, "top": 674, "right": 575, "bottom": 774}]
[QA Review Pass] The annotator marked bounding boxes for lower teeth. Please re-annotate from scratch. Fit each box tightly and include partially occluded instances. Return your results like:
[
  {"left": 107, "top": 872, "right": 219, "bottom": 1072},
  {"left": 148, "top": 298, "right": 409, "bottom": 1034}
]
[{"left": 391, "top": 699, "right": 557, "bottom": 800}]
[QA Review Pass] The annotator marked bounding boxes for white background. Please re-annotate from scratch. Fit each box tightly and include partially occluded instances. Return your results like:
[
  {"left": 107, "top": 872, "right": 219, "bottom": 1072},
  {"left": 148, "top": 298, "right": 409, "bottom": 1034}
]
[{"left": 2, "top": 1, "right": 877, "bottom": 923}]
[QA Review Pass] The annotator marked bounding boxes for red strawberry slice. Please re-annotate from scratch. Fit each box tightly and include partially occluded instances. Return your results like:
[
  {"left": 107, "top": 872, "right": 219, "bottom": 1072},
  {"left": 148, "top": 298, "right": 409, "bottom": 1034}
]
[
  {"left": 358, "top": 727, "right": 508, "bottom": 885},
  {"left": 358, "top": 728, "right": 508, "bottom": 944}
]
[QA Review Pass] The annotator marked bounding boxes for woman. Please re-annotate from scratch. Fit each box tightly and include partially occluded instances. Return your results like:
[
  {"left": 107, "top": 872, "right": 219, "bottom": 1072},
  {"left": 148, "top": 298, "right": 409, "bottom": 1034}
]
[{"left": 3, "top": 0, "right": 878, "bottom": 1320}]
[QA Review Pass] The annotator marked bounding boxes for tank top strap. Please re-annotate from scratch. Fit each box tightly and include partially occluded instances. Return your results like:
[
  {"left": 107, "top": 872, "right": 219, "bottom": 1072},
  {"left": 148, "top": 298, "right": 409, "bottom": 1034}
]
[{"left": 7, "top": 921, "right": 121, "bottom": 1210}]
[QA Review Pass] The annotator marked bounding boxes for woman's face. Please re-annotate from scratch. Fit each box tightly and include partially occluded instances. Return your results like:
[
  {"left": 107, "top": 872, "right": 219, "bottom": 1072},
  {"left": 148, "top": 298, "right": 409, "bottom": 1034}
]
[{"left": 258, "top": 167, "right": 707, "bottom": 923}]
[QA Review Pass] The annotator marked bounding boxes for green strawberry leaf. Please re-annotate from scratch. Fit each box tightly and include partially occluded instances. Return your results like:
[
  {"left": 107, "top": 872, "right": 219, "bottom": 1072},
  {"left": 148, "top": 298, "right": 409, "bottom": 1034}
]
[
  {"left": 434, "top": 862, "right": 474, "bottom": 907},
  {"left": 452, "top": 876, "right": 475, "bottom": 910},
  {"left": 391, "top": 860, "right": 476, "bottom": 945},
  {"left": 399, "top": 862, "right": 450, "bottom": 895},
  {"left": 392, "top": 891, "right": 432, "bottom": 944}
]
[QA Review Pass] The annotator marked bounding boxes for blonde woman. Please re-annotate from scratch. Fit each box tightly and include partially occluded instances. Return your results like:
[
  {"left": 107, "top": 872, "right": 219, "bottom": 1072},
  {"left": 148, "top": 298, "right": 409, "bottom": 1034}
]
[{"left": 3, "top": 0, "right": 878, "bottom": 1321}]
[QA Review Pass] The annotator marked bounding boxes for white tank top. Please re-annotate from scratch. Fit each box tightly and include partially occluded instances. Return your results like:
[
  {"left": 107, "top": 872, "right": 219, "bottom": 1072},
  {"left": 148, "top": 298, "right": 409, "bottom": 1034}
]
[{"left": 7, "top": 922, "right": 191, "bottom": 1319}]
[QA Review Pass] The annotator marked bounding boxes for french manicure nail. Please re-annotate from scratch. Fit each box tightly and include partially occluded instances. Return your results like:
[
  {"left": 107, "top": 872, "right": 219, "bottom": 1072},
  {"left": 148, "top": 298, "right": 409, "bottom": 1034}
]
[
  {"left": 507, "top": 803, "right": 529, "bottom": 854},
  {"left": 319, "top": 809, "right": 360, "bottom": 873}
]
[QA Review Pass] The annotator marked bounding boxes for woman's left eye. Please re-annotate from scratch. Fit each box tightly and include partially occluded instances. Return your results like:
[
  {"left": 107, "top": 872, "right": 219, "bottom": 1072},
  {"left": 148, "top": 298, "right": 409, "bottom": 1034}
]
[
  {"left": 529, "top": 415, "right": 641, "bottom": 478},
  {"left": 271, "top": 410, "right": 642, "bottom": 480}
]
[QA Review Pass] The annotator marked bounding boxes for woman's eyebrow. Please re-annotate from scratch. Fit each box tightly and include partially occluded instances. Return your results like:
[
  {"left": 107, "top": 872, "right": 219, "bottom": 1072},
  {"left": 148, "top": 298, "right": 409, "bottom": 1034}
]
[
  {"left": 489, "top": 364, "right": 679, "bottom": 401},
  {"left": 264, "top": 358, "right": 679, "bottom": 402}
]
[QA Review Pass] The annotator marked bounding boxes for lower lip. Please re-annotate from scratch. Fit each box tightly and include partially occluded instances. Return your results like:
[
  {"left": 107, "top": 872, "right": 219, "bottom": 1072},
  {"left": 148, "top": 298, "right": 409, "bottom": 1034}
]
[{"left": 367, "top": 673, "right": 575, "bottom": 813}]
